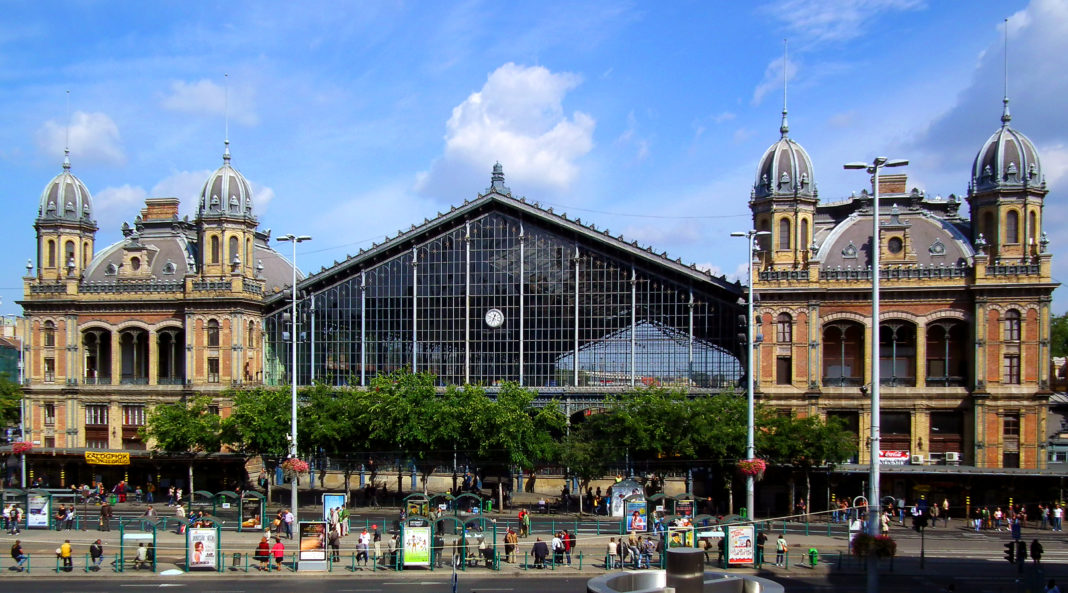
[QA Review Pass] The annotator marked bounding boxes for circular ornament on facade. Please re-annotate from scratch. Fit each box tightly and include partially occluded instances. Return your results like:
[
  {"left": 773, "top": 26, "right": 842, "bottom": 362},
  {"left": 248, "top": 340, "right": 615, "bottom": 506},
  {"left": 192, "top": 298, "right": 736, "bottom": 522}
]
[
  {"left": 485, "top": 308, "right": 504, "bottom": 328},
  {"left": 887, "top": 237, "right": 903, "bottom": 254}
]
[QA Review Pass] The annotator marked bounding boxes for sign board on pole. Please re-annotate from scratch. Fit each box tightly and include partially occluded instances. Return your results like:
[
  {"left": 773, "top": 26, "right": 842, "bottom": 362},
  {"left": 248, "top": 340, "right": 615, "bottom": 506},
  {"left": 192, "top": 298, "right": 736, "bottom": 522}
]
[
  {"left": 299, "top": 521, "right": 328, "bottom": 561},
  {"left": 727, "top": 524, "right": 755, "bottom": 566},
  {"left": 403, "top": 518, "right": 431, "bottom": 567},
  {"left": 322, "top": 493, "right": 346, "bottom": 522},
  {"left": 26, "top": 493, "right": 49, "bottom": 529},
  {"left": 625, "top": 500, "right": 647, "bottom": 532},
  {"left": 187, "top": 527, "right": 218, "bottom": 570}
]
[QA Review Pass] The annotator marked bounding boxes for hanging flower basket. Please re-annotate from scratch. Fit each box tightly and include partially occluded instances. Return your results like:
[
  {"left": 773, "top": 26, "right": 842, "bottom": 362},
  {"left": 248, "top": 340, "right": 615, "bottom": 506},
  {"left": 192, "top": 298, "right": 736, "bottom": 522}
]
[
  {"left": 281, "top": 458, "right": 309, "bottom": 479},
  {"left": 11, "top": 441, "right": 32, "bottom": 455},
  {"left": 851, "top": 533, "right": 897, "bottom": 558},
  {"left": 736, "top": 458, "right": 766, "bottom": 477}
]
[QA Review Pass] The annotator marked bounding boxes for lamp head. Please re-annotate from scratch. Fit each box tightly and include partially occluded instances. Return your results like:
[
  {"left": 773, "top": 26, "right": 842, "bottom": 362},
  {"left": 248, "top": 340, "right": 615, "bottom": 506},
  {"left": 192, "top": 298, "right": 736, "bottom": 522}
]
[
  {"left": 730, "top": 232, "right": 746, "bottom": 238},
  {"left": 843, "top": 162, "right": 868, "bottom": 170}
]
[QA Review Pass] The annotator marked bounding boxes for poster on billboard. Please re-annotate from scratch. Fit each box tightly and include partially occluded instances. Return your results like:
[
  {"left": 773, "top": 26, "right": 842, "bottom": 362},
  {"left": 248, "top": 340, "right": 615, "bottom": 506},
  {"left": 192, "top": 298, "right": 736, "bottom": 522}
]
[
  {"left": 403, "top": 518, "right": 431, "bottom": 567},
  {"left": 667, "top": 526, "right": 695, "bottom": 548},
  {"left": 187, "top": 527, "right": 218, "bottom": 570},
  {"left": 240, "top": 497, "right": 263, "bottom": 531},
  {"left": 879, "top": 450, "right": 909, "bottom": 465},
  {"left": 26, "top": 493, "right": 49, "bottom": 529},
  {"left": 675, "top": 499, "right": 694, "bottom": 519},
  {"left": 299, "top": 522, "right": 328, "bottom": 561},
  {"left": 727, "top": 525, "right": 755, "bottom": 566},
  {"left": 625, "top": 500, "right": 647, "bottom": 532},
  {"left": 322, "top": 493, "right": 346, "bottom": 523}
]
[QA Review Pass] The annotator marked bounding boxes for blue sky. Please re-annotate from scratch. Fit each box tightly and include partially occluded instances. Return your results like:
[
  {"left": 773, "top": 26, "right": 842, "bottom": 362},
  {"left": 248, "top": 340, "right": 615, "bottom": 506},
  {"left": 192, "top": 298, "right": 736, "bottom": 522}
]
[{"left": 3, "top": 0, "right": 1068, "bottom": 313}]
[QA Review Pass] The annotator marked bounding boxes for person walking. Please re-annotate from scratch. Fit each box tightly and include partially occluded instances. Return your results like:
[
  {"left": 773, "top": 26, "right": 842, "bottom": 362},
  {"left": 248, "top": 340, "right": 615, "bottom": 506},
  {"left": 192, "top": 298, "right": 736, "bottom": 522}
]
[
  {"left": 8, "top": 505, "right": 20, "bottom": 535},
  {"left": 89, "top": 539, "right": 104, "bottom": 571},
  {"left": 59, "top": 539, "right": 73, "bottom": 572},
  {"left": 10, "top": 540, "right": 27, "bottom": 571},
  {"left": 775, "top": 534, "right": 788, "bottom": 567},
  {"left": 1031, "top": 539, "right": 1044, "bottom": 565}
]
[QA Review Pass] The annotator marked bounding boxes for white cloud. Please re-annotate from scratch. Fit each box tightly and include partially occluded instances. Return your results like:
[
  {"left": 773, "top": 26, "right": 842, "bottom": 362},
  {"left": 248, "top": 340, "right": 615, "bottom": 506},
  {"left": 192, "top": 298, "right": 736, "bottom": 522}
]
[
  {"left": 416, "top": 63, "right": 595, "bottom": 198},
  {"left": 160, "top": 79, "right": 258, "bottom": 126},
  {"left": 93, "top": 184, "right": 147, "bottom": 230},
  {"left": 36, "top": 111, "right": 125, "bottom": 166},
  {"left": 616, "top": 112, "right": 650, "bottom": 161},
  {"left": 752, "top": 54, "right": 796, "bottom": 107},
  {"left": 761, "top": 0, "right": 925, "bottom": 45}
]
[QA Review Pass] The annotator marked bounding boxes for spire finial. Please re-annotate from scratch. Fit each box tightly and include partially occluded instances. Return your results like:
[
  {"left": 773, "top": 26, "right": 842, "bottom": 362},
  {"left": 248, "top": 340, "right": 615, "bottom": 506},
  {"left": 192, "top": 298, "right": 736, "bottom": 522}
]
[
  {"left": 63, "top": 89, "right": 71, "bottom": 170},
  {"left": 780, "top": 39, "right": 789, "bottom": 137},
  {"left": 1001, "top": 18, "right": 1011, "bottom": 126},
  {"left": 223, "top": 73, "right": 231, "bottom": 163}
]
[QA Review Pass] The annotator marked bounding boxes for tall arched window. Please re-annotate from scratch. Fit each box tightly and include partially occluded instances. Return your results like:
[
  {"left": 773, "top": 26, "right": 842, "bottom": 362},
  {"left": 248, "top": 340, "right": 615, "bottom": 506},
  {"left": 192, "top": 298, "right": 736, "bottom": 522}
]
[
  {"left": 65, "top": 240, "right": 75, "bottom": 269},
  {"left": 210, "top": 235, "right": 220, "bottom": 264},
  {"left": 207, "top": 319, "right": 220, "bottom": 348},
  {"left": 1006, "top": 210, "right": 1020, "bottom": 244},
  {"left": 43, "top": 320, "right": 56, "bottom": 348},
  {"left": 47, "top": 240, "right": 56, "bottom": 268},
  {"left": 776, "top": 313, "right": 792, "bottom": 343},
  {"left": 983, "top": 211, "right": 995, "bottom": 243},
  {"left": 822, "top": 322, "right": 864, "bottom": 386},
  {"left": 778, "top": 218, "right": 791, "bottom": 250},
  {"left": 245, "top": 238, "right": 252, "bottom": 267},
  {"left": 1003, "top": 309, "right": 1021, "bottom": 342},
  {"left": 83, "top": 242, "right": 91, "bottom": 268},
  {"left": 800, "top": 219, "right": 809, "bottom": 252},
  {"left": 1029, "top": 211, "right": 1038, "bottom": 245},
  {"left": 229, "top": 236, "right": 239, "bottom": 265},
  {"left": 879, "top": 322, "right": 916, "bottom": 386}
]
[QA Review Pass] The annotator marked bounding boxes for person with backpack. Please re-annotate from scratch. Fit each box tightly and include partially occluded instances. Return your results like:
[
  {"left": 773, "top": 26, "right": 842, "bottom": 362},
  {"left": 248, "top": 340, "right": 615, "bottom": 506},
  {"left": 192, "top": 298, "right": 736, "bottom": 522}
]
[{"left": 775, "top": 534, "right": 788, "bottom": 567}]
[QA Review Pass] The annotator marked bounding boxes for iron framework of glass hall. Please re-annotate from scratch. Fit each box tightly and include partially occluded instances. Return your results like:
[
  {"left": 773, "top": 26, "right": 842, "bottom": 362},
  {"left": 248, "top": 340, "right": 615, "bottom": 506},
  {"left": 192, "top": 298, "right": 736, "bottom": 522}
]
[{"left": 263, "top": 171, "right": 745, "bottom": 393}]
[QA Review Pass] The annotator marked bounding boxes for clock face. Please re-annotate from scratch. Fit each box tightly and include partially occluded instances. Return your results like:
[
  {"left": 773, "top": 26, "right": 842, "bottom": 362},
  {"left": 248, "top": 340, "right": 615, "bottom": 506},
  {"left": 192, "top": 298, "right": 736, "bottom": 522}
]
[{"left": 485, "top": 308, "right": 504, "bottom": 328}]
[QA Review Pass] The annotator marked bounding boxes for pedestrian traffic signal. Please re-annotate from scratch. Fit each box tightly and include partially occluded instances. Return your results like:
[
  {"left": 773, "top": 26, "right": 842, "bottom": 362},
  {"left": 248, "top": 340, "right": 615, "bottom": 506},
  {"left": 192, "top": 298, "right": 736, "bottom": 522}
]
[{"left": 1004, "top": 542, "right": 1015, "bottom": 563}]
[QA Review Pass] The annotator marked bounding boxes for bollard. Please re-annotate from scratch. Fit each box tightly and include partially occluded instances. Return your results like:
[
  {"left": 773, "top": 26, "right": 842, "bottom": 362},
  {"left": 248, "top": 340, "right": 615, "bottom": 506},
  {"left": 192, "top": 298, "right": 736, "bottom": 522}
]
[
  {"left": 578, "top": 551, "right": 583, "bottom": 570},
  {"left": 808, "top": 548, "right": 818, "bottom": 568},
  {"left": 523, "top": 551, "right": 529, "bottom": 570}
]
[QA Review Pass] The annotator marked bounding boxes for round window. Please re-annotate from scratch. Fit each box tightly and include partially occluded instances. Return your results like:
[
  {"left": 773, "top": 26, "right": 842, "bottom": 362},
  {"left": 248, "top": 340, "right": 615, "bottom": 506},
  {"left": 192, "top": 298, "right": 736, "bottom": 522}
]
[
  {"left": 887, "top": 237, "right": 903, "bottom": 254},
  {"left": 130, "top": 257, "right": 141, "bottom": 271}
]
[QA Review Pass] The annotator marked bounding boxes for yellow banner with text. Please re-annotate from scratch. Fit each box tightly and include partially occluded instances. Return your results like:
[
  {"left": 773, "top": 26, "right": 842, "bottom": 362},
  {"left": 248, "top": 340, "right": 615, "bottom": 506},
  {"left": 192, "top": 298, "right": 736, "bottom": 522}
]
[{"left": 84, "top": 451, "right": 131, "bottom": 465}]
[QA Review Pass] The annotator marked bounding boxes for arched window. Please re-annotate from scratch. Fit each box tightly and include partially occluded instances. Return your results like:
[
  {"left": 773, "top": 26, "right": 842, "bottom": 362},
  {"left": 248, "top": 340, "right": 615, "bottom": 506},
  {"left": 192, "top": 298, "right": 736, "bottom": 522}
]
[
  {"left": 1029, "top": 211, "right": 1038, "bottom": 245},
  {"left": 776, "top": 313, "right": 792, "bottom": 343},
  {"left": 800, "top": 219, "right": 809, "bottom": 252},
  {"left": 65, "top": 240, "right": 75, "bottom": 269},
  {"left": 778, "top": 218, "right": 791, "bottom": 250},
  {"left": 207, "top": 319, "right": 220, "bottom": 348},
  {"left": 926, "top": 322, "right": 967, "bottom": 386},
  {"left": 1006, "top": 210, "right": 1020, "bottom": 244},
  {"left": 879, "top": 322, "right": 916, "bottom": 386},
  {"left": 83, "top": 242, "right": 91, "bottom": 268},
  {"left": 47, "top": 240, "right": 56, "bottom": 268},
  {"left": 822, "top": 322, "right": 864, "bottom": 386},
  {"left": 247, "top": 321, "right": 256, "bottom": 349},
  {"left": 210, "top": 235, "right": 220, "bottom": 264},
  {"left": 245, "top": 238, "right": 252, "bottom": 267},
  {"left": 43, "top": 320, "right": 56, "bottom": 348},
  {"left": 1003, "top": 309, "right": 1021, "bottom": 342},
  {"left": 229, "top": 236, "right": 239, "bottom": 265}
]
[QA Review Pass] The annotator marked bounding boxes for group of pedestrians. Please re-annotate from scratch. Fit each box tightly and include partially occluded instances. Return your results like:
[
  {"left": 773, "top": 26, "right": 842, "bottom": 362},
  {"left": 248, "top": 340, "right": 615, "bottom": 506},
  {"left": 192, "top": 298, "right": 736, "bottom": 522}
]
[
  {"left": 253, "top": 536, "right": 287, "bottom": 571},
  {"left": 604, "top": 532, "right": 655, "bottom": 569},
  {"left": 3, "top": 504, "right": 22, "bottom": 534}
]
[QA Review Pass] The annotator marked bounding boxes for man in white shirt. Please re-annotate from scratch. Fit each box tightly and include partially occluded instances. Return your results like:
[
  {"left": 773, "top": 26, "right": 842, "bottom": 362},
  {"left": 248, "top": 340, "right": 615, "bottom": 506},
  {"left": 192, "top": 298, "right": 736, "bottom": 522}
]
[{"left": 283, "top": 509, "right": 295, "bottom": 539}]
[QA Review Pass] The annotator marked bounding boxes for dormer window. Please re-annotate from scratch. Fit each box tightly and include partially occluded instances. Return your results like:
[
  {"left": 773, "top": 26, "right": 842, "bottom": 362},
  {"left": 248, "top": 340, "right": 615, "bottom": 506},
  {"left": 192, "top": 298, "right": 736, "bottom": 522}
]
[
  {"left": 162, "top": 260, "right": 176, "bottom": 275},
  {"left": 47, "top": 200, "right": 57, "bottom": 213},
  {"left": 130, "top": 257, "right": 141, "bottom": 271},
  {"left": 210, "top": 195, "right": 220, "bottom": 208},
  {"left": 105, "top": 263, "right": 118, "bottom": 276},
  {"left": 842, "top": 242, "right": 858, "bottom": 259},
  {"left": 229, "top": 196, "right": 239, "bottom": 211},
  {"left": 65, "top": 201, "right": 75, "bottom": 213}
]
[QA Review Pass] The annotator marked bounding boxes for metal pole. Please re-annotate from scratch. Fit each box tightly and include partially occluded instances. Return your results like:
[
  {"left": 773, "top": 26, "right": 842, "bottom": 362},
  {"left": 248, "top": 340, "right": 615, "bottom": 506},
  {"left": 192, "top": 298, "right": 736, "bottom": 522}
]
[
  {"left": 745, "top": 231, "right": 756, "bottom": 521},
  {"left": 290, "top": 239, "right": 299, "bottom": 525}
]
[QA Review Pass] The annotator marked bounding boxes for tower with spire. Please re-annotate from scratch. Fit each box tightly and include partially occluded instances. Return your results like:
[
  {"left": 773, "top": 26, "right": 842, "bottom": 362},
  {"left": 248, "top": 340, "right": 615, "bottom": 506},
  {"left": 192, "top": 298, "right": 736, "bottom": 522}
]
[
  {"left": 34, "top": 145, "right": 98, "bottom": 283},
  {"left": 750, "top": 40, "right": 817, "bottom": 271}
]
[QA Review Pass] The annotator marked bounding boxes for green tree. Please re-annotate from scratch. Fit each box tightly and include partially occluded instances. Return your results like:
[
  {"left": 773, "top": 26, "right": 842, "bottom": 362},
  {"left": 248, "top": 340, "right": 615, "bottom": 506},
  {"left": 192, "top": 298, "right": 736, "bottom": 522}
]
[
  {"left": 1051, "top": 313, "right": 1068, "bottom": 358},
  {"left": 223, "top": 386, "right": 293, "bottom": 502},
  {"left": 0, "top": 372, "right": 22, "bottom": 429},
  {"left": 140, "top": 395, "right": 223, "bottom": 495},
  {"left": 761, "top": 414, "right": 856, "bottom": 517}
]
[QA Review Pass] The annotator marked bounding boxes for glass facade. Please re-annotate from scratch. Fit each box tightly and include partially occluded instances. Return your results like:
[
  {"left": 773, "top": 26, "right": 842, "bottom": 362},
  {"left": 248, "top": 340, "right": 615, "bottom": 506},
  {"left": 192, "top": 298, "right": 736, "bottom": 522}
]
[{"left": 264, "top": 207, "right": 742, "bottom": 390}]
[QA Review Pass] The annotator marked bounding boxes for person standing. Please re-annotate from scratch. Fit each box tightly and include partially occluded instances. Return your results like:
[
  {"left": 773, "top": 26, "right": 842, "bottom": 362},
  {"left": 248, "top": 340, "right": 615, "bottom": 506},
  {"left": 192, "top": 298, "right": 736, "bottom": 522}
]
[
  {"left": 283, "top": 508, "right": 295, "bottom": 540},
  {"left": 563, "top": 529, "right": 574, "bottom": 566},
  {"left": 10, "top": 540, "right": 27, "bottom": 571},
  {"left": 100, "top": 501, "right": 113, "bottom": 531},
  {"left": 254, "top": 536, "right": 271, "bottom": 571},
  {"left": 756, "top": 530, "right": 768, "bottom": 565},
  {"left": 60, "top": 539, "right": 73, "bottom": 572},
  {"left": 8, "top": 505, "right": 21, "bottom": 535},
  {"left": 90, "top": 539, "right": 105, "bottom": 571},
  {"left": 328, "top": 530, "right": 341, "bottom": 563},
  {"left": 531, "top": 537, "right": 548, "bottom": 569},
  {"left": 775, "top": 534, "right": 788, "bottom": 567},
  {"left": 1053, "top": 505, "right": 1064, "bottom": 532},
  {"left": 271, "top": 538, "right": 285, "bottom": 571},
  {"left": 606, "top": 537, "right": 619, "bottom": 569}
]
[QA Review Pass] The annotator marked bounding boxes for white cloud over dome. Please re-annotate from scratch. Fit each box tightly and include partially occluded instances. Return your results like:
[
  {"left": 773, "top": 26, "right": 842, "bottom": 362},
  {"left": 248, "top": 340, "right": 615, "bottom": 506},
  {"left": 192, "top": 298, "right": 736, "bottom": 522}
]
[
  {"left": 416, "top": 63, "right": 595, "bottom": 198},
  {"left": 36, "top": 111, "right": 125, "bottom": 166}
]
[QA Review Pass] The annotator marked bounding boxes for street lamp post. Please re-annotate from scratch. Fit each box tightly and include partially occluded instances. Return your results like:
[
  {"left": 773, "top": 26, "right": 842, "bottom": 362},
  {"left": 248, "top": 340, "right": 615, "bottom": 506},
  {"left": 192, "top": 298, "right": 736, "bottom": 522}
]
[
  {"left": 844, "top": 157, "right": 907, "bottom": 593},
  {"left": 731, "top": 229, "right": 770, "bottom": 522},
  {"left": 277, "top": 234, "right": 311, "bottom": 526}
]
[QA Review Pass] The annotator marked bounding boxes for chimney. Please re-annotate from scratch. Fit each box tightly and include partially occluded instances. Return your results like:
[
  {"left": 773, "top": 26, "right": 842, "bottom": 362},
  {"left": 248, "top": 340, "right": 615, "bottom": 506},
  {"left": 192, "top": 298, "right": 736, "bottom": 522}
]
[{"left": 141, "top": 197, "right": 181, "bottom": 221}]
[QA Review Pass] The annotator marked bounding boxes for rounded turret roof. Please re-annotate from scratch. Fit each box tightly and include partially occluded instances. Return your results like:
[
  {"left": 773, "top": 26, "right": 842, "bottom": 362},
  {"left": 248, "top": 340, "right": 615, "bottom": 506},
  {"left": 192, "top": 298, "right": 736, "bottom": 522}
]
[
  {"left": 38, "top": 151, "right": 94, "bottom": 223},
  {"left": 752, "top": 113, "right": 816, "bottom": 200},
  {"left": 971, "top": 99, "right": 1043, "bottom": 193},
  {"left": 197, "top": 141, "right": 254, "bottom": 219}
]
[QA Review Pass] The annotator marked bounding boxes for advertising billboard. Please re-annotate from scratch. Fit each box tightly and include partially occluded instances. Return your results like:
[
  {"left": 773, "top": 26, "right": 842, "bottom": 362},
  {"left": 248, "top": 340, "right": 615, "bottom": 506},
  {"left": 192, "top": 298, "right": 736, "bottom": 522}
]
[
  {"left": 240, "top": 497, "right": 262, "bottom": 531},
  {"left": 625, "top": 500, "right": 647, "bottom": 532},
  {"left": 403, "top": 518, "right": 431, "bottom": 567},
  {"left": 26, "top": 494, "right": 50, "bottom": 529},
  {"left": 322, "top": 493, "right": 346, "bottom": 523},
  {"left": 727, "top": 524, "right": 755, "bottom": 566},
  {"left": 187, "top": 528, "right": 217, "bottom": 570},
  {"left": 299, "top": 521, "right": 328, "bottom": 561}
]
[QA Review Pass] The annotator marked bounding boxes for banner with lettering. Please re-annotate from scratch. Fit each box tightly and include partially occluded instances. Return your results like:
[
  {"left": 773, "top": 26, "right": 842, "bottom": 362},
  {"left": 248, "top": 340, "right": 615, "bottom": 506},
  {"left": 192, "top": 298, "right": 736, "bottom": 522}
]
[{"left": 85, "top": 451, "right": 130, "bottom": 465}]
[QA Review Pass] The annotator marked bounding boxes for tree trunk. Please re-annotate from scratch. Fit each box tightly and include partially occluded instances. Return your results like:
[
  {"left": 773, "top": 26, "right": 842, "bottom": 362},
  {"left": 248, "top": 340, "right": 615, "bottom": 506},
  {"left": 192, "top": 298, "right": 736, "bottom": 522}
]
[
  {"left": 804, "top": 469, "right": 811, "bottom": 522},
  {"left": 726, "top": 473, "right": 734, "bottom": 515},
  {"left": 188, "top": 461, "right": 194, "bottom": 502},
  {"left": 344, "top": 468, "right": 351, "bottom": 507}
]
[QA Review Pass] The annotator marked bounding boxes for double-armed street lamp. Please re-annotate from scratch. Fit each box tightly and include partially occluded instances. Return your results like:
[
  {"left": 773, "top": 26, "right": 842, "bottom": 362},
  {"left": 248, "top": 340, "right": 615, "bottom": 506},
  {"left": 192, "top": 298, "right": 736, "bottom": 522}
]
[
  {"left": 730, "top": 229, "right": 770, "bottom": 522},
  {"left": 843, "top": 157, "right": 907, "bottom": 593},
  {"left": 277, "top": 234, "right": 312, "bottom": 524}
]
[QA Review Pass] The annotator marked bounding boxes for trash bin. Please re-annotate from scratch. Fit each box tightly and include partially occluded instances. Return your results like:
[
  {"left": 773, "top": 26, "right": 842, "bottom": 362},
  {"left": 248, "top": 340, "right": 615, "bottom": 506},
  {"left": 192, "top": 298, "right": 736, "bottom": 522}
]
[
  {"left": 808, "top": 548, "right": 819, "bottom": 567},
  {"left": 484, "top": 500, "right": 493, "bottom": 514},
  {"left": 108, "top": 494, "right": 118, "bottom": 505},
  {"left": 232, "top": 552, "right": 242, "bottom": 569}
]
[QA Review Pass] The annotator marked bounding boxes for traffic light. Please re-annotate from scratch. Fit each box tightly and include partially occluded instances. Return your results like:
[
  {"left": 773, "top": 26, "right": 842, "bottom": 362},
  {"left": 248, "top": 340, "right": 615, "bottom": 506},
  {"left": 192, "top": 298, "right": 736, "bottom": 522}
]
[
  {"left": 1004, "top": 542, "right": 1015, "bottom": 564},
  {"left": 1015, "top": 540, "right": 1027, "bottom": 564}
]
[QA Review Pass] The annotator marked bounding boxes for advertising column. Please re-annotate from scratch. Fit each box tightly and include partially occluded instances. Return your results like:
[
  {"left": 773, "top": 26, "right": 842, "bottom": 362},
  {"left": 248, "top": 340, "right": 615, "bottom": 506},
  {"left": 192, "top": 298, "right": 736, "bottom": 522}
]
[{"left": 403, "top": 517, "right": 431, "bottom": 568}]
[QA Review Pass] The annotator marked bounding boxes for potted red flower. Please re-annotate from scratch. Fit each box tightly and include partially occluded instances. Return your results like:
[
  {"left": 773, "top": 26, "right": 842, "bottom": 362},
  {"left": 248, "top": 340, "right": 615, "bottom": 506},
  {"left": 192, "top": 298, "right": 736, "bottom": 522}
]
[
  {"left": 737, "top": 458, "right": 766, "bottom": 477},
  {"left": 11, "top": 441, "right": 32, "bottom": 455}
]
